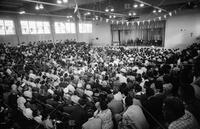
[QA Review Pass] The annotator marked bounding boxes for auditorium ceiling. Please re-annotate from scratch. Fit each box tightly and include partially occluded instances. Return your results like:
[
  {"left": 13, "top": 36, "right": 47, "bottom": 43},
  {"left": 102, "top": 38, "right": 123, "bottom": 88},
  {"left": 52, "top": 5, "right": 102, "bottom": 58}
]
[{"left": 0, "top": 0, "right": 199, "bottom": 21}]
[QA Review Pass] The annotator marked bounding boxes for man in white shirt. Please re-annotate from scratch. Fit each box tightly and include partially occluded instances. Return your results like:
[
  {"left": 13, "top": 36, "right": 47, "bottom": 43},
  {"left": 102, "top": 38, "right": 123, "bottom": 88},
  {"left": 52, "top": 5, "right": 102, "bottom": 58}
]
[{"left": 122, "top": 96, "right": 149, "bottom": 129}]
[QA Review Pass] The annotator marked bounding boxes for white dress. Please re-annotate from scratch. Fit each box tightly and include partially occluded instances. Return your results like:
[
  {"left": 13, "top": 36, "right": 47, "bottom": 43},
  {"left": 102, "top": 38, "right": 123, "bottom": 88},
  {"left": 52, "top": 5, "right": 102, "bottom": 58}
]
[{"left": 97, "top": 109, "right": 113, "bottom": 129}]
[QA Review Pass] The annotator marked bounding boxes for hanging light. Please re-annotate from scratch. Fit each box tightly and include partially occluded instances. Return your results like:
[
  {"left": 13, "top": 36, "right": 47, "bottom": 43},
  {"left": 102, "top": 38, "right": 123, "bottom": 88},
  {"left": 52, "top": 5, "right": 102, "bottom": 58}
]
[
  {"left": 140, "top": 3, "right": 144, "bottom": 7},
  {"left": 158, "top": 17, "right": 161, "bottom": 20},
  {"left": 63, "top": 0, "right": 68, "bottom": 3},
  {"left": 35, "top": 4, "right": 39, "bottom": 10},
  {"left": 128, "top": 11, "right": 136, "bottom": 16},
  {"left": 95, "top": 16, "right": 99, "bottom": 20},
  {"left": 57, "top": 0, "right": 62, "bottom": 4},
  {"left": 19, "top": 11, "right": 25, "bottom": 14},
  {"left": 110, "top": 8, "right": 114, "bottom": 12},
  {"left": 67, "top": 15, "right": 73, "bottom": 18},
  {"left": 153, "top": 10, "right": 157, "bottom": 13},
  {"left": 113, "top": 15, "right": 116, "bottom": 18},
  {"left": 105, "top": 5, "right": 114, "bottom": 12},
  {"left": 169, "top": 12, "right": 172, "bottom": 16},
  {"left": 134, "top": 4, "right": 138, "bottom": 8},
  {"left": 158, "top": 9, "right": 162, "bottom": 13},
  {"left": 116, "top": 21, "right": 119, "bottom": 24},
  {"left": 39, "top": 4, "right": 44, "bottom": 9},
  {"left": 84, "top": 12, "right": 91, "bottom": 15}
]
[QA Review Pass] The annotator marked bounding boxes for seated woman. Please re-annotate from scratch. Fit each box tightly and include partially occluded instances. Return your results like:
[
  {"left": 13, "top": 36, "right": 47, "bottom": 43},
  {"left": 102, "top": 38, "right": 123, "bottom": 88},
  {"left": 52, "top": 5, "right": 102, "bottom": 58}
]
[{"left": 94, "top": 101, "right": 113, "bottom": 129}]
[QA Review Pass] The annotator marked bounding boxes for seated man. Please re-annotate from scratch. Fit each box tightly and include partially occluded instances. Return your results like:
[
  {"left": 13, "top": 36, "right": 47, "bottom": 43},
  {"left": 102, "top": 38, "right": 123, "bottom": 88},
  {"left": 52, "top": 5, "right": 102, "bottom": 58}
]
[
  {"left": 163, "top": 97, "right": 200, "bottom": 129},
  {"left": 121, "top": 95, "right": 149, "bottom": 129}
]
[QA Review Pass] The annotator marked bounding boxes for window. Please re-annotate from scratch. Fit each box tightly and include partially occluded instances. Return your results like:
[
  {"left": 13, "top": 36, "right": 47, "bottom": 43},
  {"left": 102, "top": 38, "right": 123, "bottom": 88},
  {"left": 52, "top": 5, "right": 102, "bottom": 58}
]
[
  {"left": 65, "top": 23, "right": 76, "bottom": 33},
  {"left": 36, "top": 21, "right": 43, "bottom": 34},
  {"left": 29, "top": 21, "right": 37, "bottom": 34},
  {"left": 20, "top": 21, "right": 29, "bottom": 34},
  {"left": 79, "top": 23, "right": 92, "bottom": 33},
  {"left": 0, "top": 19, "right": 15, "bottom": 35},
  {"left": 0, "top": 20, "right": 5, "bottom": 35},
  {"left": 54, "top": 22, "right": 76, "bottom": 34},
  {"left": 43, "top": 22, "right": 50, "bottom": 34},
  {"left": 20, "top": 20, "right": 51, "bottom": 34}
]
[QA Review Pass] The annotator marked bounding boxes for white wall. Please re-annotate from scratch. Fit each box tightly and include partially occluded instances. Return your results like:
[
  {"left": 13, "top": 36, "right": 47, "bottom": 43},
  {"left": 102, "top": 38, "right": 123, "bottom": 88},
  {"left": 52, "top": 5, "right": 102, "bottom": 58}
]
[
  {"left": 165, "top": 9, "right": 200, "bottom": 49},
  {"left": 77, "top": 22, "right": 111, "bottom": 46},
  {"left": 0, "top": 13, "right": 112, "bottom": 46},
  {"left": 92, "top": 22, "right": 111, "bottom": 46}
]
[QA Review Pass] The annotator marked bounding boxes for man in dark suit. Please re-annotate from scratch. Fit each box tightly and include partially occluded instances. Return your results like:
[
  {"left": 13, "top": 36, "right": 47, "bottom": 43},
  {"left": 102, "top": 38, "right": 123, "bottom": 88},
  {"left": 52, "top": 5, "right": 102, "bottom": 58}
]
[{"left": 63, "top": 98, "right": 88, "bottom": 129}]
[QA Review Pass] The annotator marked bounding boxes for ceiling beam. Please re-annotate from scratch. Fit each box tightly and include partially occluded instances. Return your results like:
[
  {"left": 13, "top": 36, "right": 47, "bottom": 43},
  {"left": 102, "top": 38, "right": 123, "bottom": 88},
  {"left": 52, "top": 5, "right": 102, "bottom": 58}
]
[
  {"left": 21, "top": 0, "right": 126, "bottom": 16},
  {"left": 134, "top": 0, "right": 169, "bottom": 13},
  {"left": 0, "top": 10, "right": 73, "bottom": 18}
]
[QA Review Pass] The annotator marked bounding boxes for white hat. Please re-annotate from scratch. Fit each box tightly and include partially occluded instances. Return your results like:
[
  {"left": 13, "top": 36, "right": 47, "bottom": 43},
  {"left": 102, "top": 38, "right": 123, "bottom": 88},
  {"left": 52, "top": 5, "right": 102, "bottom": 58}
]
[
  {"left": 86, "top": 84, "right": 91, "bottom": 90},
  {"left": 63, "top": 84, "right": 75, "bottom": 94},
  {"left": 47, "top": 89, "right": 54, "bottom": 95},
  {"left": 85, "top": 90, "right": 93, "bottom": 97},
  {"left": 120, "top": 68, "right": 126, "bottom": 73},
  {"left": 24, "top": 90, "right": 32, "bottom": 99}
]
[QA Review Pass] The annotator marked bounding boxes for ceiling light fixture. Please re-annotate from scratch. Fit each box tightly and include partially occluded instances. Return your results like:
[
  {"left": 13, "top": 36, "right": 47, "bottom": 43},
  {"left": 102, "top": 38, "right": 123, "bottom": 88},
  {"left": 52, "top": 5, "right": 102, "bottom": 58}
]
[
  {"left": 35, "top": 4, "right": 39, "bottom": 10},
  {"left": 57, "top": 0, "right": 62, "bottom": 4},
  {"left": 63, "top": 0, "right": 68, "bottom": 3},
  {"left": 158, "top": 9, "right": 162, "bottom": 13},
  {"left": 66, "top": 15, "right": 73, "bottom": 18},
  {"left": 105, "top": 6, "right": 114, "bottom": 12},
  {"left": 105, "top": 8, "right": 109, "bottom": 12},
  {"left": 39, "top": 4, "right": 44, "bottom": 9},
  {"left": 134, "top": 4, "right": 138, "bottom": 8},
  {"left": 169, "top": 12, "right": 172, "bottom": 16},
  {"left": 128, "top": 11, "right": 136, "bottom": 16},
  {"left": 19, "top": 11, "right": 26, "bottom": 14},
  {"left": 153, "top": 10, "right": 157, "bottom": 13},
  {"left": 140, "top": 3, "right": 144, "bottom": 7}
]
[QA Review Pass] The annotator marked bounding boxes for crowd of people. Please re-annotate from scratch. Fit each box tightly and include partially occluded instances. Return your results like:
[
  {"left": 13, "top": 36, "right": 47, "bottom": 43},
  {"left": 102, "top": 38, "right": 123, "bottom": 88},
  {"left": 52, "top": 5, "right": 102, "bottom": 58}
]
[
  {"left": 121, "top": 39, "right": 163, "bottom": 47},
  {"left": 0, "top": 40, "right": 200, "bottom": 129}
]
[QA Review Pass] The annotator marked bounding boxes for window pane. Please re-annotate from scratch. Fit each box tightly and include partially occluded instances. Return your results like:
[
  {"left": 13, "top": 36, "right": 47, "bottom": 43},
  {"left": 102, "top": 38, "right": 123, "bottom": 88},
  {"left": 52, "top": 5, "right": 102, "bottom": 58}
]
[
  {"left": 0, "top": 20, "right": 5, "bottom": 35},
  {"left": 55, "top": 22, "right": 66, "bottom": 34},
  {"left": 70, "top": 23, "right": 76, "bottom": 33},
  {"left": 55, "top": 22, "right": 61, "bottom": 33},
  {"left": 4, "top": 20, "right": 15, "bottom": 35},
  {"left": 36, "top": 21, "right": 44, "bottom": 34},
  {"left": 87, "top": 24, "right": 92, "bottom": 33},
  {"left": 79, "top": 23, "right": 92, "bottom": 33},
  {"left": 43, "top": 22, "right": 50, "bottom": 34},
  {"left": 79, "top": 23, "right": 83, "bottom": 33},
  {"left": 65, "top": 22, "right": 76, "bottom": 33},
  {"left": 29, "top": 21, "right": 37, "bottom": 34},
  {"left": 60, "top": 22, "right": 66, "bottom": 33},
  {"left": 20, "top": 20, "right": 29, "bottom": 34},
  {"left": 65, "top": 23, "right": 71, "bottom": 33}
]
